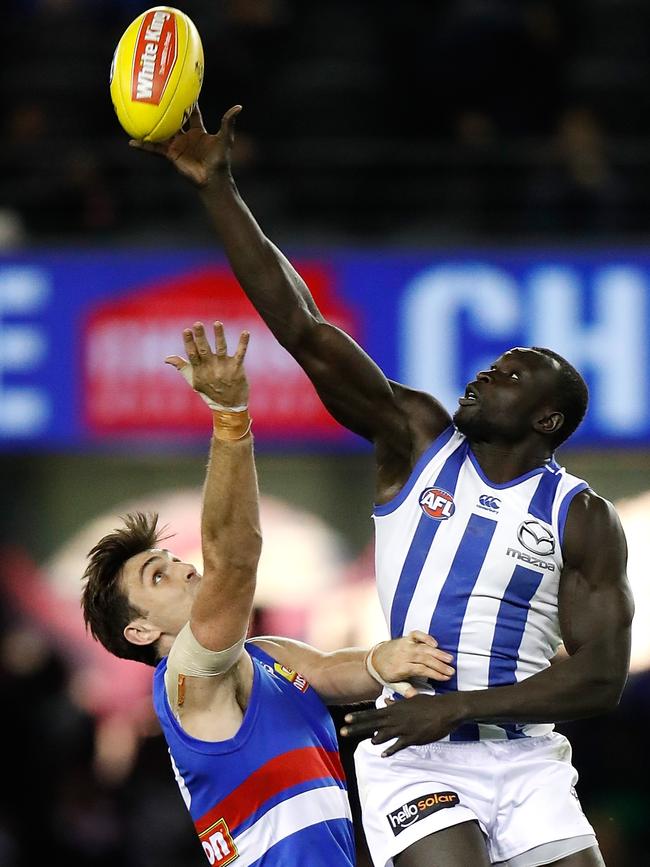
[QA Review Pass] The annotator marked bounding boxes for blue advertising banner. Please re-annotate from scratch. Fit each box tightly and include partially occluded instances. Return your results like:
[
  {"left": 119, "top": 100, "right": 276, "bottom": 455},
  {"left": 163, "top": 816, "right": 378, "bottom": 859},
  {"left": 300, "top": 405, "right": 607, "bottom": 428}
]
[{"left": 0, "top": 250, "right": 648, "bottom": 449}]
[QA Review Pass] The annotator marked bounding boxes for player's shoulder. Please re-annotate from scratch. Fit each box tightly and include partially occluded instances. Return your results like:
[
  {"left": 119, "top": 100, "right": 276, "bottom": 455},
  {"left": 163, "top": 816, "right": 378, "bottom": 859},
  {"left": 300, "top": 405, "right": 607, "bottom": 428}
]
[
  {"left": 566, "top": 487, "right": 618, "bottom": 525},
  {"left": 563, "top": 488, "right": 625, "bottom": 558},
  {"left": 388, "top": 379, "right": 452, "bottom": 445}
]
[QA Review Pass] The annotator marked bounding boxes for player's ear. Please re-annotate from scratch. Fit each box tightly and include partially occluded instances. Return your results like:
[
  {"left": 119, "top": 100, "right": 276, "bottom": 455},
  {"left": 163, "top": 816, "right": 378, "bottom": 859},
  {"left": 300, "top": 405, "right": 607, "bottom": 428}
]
[
  {"left": 535, "top": 410, "right": 564, "bottom": 437},
  {"left": 124, "top": 618, "right": 161, "bottom": 648}
]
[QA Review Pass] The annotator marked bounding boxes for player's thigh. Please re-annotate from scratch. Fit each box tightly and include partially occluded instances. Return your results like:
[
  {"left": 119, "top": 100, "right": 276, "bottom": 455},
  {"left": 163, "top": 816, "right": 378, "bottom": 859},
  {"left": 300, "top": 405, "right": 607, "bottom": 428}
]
[
  {"left": 394, "top": 820, "right": 491, "bottom": 867},
  {"left": 540, "top": 846, "right": 606, "bottom": 867}
]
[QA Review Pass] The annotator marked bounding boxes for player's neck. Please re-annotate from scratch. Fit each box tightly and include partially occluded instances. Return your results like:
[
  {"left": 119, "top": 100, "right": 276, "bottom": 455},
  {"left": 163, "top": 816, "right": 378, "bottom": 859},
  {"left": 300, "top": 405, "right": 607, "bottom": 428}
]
[{"left": 468, "top": 440, "right": 553, "bottom": 485}]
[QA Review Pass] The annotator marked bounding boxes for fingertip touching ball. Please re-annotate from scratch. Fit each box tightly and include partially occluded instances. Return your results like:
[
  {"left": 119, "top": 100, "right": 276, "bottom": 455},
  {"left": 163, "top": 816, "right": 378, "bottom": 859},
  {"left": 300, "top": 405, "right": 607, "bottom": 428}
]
[{"left": 110, "top": 6, "right": 204, "bottom": 142}]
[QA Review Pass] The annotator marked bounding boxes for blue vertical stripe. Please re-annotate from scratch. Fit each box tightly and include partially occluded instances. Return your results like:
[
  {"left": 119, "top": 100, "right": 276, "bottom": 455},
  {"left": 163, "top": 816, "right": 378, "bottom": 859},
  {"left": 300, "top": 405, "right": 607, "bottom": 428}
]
[
  {"left": 528, "top": 470, "right": 562, "bottom": 524},
  {"left": 558, "top": 482, "right": 589, "bottom": 544},
  {"left": 428, "top": 513, "right": 497, "bottom": 742},
  {"left": 389, "top": 441, "right": 468, "bottom": 638},
  {"left": 488, "top": 565, "right": 544, "bottom": 687},
  {"left": 427, "top": 513, "right": 498, "bottom": 681},
  {"left": 488, "top": 564, "right": 544, "bottom": 740}
]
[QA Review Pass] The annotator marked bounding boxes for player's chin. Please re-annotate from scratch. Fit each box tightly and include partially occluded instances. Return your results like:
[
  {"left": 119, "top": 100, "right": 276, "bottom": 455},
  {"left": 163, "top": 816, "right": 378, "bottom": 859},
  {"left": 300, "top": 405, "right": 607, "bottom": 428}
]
[{"left": 452, "top": 405, "right": 474, "bottom": 433}]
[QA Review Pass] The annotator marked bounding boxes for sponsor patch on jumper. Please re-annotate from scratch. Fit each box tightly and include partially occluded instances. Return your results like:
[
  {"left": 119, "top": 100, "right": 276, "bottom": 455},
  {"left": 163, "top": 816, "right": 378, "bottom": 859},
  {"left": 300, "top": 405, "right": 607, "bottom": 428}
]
[
  {"left": 517, "top": 519, "right": 555, "bottom": 556},
  {"left": 386, "top": 791, "right": 459, "bottom": 836},
  {"left": 198, "top": 817, "right": 238, "bottom": 864},
  {"left": 274, "top": 662, "right": 309, "bottom": 692}
]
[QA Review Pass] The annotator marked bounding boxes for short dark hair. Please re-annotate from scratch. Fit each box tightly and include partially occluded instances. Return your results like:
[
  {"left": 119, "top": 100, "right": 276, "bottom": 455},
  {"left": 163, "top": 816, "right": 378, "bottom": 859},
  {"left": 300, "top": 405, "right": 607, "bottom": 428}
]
[
  {"left": 532, "top": 347, "right": 589, "bottom": 448},
  {"left": 81, "top": 512, "right": 166, "bottom": 667}
]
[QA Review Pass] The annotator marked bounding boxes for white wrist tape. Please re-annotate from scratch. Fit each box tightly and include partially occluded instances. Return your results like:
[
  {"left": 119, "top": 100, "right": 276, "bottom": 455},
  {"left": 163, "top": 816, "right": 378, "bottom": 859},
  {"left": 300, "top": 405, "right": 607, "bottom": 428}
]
[
  {"left": 365, "top": 642, "right": 413, "bottom": 698},
  {"left": 177, "top": 362, "right": 248, "bottom": 413},
  {"left": 164, "top": 622, "right": 246, "bottom": 708}
]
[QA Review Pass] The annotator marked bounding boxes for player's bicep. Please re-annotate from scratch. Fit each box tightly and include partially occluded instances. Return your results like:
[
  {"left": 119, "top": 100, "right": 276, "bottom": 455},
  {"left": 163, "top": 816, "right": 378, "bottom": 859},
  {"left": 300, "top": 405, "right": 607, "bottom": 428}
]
[
  {"left": 558, "top": 563, "right": 632, "bottom": 656},
  {"left": 249, "top": 637, "right": 322, "bottom": 678},
  {"left": 559, "top": 494, "right": 633, "bottom": 660},
  {"left": 190, "top": 563, "right": 256, "bottom": 652}
]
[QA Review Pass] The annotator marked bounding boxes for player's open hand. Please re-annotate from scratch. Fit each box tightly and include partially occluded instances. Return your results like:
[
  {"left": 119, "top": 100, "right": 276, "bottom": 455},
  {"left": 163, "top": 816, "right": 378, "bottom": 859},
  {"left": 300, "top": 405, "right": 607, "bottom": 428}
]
[
  {"left": 166, "top": 321, "right": 250, "bottom": 409},
  {"left": 371, "top": 630, "right": 455, "bottom": 698},
  {"left": 340, "top": 692, "right": 463, "bottom": 757},
  {"left": 129, "top": 104, "right": 241, "bottom": 188}
]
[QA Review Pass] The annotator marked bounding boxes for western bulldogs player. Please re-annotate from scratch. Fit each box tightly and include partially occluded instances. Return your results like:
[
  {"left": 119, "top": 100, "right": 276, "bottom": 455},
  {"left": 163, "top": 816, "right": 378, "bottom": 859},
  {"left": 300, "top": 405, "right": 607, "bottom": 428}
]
[
  {"left": 81, "top": 322, "right": 454, "bottom": 867},
  {"left": 130, "top": 108, "right": 633, "bottom": 867}
]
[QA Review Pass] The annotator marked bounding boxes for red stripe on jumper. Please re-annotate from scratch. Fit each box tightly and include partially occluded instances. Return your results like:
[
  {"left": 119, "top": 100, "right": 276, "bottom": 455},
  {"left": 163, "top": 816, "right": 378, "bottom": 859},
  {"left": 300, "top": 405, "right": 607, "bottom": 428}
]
[{"left": 196, "top": 746, "right": 345, "bottom": 837}]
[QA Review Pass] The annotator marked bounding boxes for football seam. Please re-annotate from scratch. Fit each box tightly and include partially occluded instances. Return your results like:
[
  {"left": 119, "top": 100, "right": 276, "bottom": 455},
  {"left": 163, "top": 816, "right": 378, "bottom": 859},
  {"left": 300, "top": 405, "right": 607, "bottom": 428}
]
[{"left": 147, "top": 15, "right": 192, "bottom": 142}]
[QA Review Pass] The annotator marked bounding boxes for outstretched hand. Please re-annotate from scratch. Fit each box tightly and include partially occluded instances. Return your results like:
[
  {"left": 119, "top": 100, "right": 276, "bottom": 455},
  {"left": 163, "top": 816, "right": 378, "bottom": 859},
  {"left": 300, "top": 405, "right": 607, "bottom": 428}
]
[
  {"left": 340, "top": 692, "right": 463, "bottom": 757},
  {"left": 166, "top": 321, "right": 250, "bottom": 409},
  {"left": 129, "top": 104, "right": 241, "bottom": 187}
]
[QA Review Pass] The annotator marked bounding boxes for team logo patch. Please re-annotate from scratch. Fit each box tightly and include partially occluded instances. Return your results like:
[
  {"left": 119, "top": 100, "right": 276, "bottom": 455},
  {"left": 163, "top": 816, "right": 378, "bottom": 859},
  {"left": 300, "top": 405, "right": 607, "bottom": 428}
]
[
  {"left": 387, "top": 791, "right": 459, "bottom": 836},
  {"left": 517, "top": 520, "right": 555, "bottom": 556},
  {"left": 478, "top": 494, "right": 501, "bottom": 512},
  {"left": 274, "top": 662, "right": 309, "bottom": 692},
  {"left": 419, "top": 487, "right": 455, "bottom": 520},
  {"left": 199, "top": 818, "right": 238, "bottom": 864}
]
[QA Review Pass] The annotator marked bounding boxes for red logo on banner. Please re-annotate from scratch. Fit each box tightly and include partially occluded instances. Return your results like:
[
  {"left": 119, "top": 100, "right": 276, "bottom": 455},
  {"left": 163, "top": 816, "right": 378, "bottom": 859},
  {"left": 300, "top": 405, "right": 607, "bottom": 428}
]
[{"left": 82, "top": 264, "right": 357, "bottom": 442}]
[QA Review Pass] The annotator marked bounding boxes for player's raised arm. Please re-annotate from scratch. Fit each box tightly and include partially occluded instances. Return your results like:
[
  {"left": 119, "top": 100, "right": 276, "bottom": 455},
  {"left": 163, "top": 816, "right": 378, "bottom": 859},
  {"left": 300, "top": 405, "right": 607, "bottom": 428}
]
[
  {"left": 341, "top": 491, "right": 633, "bottom": 753},
  {"left": 161, "top": 322, "right": 261, "bottom": 739},
  {"left": 130, "top": 107, "right": 451, "bottom": 468},
  {"left": 166, "top": 321, "right": 261, "bottom": 654}
]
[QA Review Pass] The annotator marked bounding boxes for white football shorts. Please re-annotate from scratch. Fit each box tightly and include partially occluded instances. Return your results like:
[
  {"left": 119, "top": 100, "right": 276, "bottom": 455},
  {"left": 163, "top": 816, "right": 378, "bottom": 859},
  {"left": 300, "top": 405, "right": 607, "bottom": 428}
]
[{"left": 354, "top": 731, "right": 597, "bottom": 867}]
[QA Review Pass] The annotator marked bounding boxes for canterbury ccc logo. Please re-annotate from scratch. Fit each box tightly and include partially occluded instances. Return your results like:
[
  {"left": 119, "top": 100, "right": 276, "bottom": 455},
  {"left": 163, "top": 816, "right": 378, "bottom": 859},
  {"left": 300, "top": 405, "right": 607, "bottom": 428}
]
[
  {"left": 478, "top": 494, "right": 501, "bottom": 512},
  {"left": 419, "top": 487, "right": 455, "bottom": 520}
]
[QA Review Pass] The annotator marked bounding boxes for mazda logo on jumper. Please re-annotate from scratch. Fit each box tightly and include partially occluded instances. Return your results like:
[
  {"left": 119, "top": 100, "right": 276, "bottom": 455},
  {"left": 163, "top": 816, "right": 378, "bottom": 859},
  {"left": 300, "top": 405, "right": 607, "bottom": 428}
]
[
  {"left": 517, "top": 520, "right": 555, "bottom": 556},
  {"left": 386, "top": 791, "right": 459, "bottom": 836}
]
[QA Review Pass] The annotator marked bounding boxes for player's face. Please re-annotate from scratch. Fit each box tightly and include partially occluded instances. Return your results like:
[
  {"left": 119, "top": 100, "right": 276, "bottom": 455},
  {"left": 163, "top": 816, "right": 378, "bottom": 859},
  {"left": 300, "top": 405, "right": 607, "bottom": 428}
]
[
  {"left": 122, "top": 548, "right": 201, "bottom": 636},
  {"left": 453, "top": 348, "right": 560, "bottom": 443}
]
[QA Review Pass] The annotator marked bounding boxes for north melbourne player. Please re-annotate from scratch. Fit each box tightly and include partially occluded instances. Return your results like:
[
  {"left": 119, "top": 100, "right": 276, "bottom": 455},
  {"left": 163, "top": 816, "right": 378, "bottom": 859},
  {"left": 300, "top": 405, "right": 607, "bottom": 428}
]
[
  {"left": 130, "top": 109, "right": 634, "bottom": 867},
  {"left": 81, "top": 322, "right": 455, "bottom": 867}
]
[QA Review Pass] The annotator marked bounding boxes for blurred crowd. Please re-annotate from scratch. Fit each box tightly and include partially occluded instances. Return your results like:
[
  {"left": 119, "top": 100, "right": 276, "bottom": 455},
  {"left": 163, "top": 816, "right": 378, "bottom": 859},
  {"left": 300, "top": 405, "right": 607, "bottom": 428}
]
[{"left": 3, "top": 0, "right": 650, "bottom": 245}]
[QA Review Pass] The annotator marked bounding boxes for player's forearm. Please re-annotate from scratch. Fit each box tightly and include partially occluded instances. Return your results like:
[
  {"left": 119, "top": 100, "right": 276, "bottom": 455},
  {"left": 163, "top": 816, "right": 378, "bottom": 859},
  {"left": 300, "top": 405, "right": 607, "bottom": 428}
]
[
  {"left": 308, "top": 648, "right": 380, "bottom": 705},
  {"left": 455, "top": 639, "right": 629, "bottom": 725},
  {"left": 200, "top": 171, "right": 322, "bottom": 350},
  {"left": 201, "top": 433, "right": 262, "bottom": 586}
]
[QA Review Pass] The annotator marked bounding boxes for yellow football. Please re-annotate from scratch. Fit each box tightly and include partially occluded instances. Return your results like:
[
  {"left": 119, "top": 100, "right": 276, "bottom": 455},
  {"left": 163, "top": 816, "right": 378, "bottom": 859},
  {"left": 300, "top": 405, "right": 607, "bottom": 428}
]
[{"left": 110, "top": 6, "right": 204, "bottom": 142}]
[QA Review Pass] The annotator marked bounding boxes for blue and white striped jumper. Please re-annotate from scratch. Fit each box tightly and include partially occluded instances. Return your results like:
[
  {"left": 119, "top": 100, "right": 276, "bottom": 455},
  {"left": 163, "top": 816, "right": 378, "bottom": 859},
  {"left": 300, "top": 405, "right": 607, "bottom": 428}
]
[{"left": 373, "top": 425, "right": 588, "bottom": 741}]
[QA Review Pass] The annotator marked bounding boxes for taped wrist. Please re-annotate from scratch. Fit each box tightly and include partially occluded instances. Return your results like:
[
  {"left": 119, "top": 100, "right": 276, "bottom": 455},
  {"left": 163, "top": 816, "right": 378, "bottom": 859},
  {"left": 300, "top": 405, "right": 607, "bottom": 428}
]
[
  {"left": 177, "top": 362, "right": 248, "bottom": 413},
  {"left": 365, "top": 641, "right": 413, "bottom": 698},
  {"left": 164, "top": 622, "right": 246, "bottom": 709},
  {"left": 212, "top": 408, "right": 252, "bottom": 440}
]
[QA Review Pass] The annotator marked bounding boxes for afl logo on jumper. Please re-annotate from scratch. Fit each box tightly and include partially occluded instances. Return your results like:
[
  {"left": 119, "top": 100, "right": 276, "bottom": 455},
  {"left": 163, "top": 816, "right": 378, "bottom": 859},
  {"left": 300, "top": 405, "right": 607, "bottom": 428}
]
[
  {"left": 517, "top": 520, "right": 555, "bottom": 556},
  {"left": 419, "top": 487, "right": 455, "bottom": 520}
]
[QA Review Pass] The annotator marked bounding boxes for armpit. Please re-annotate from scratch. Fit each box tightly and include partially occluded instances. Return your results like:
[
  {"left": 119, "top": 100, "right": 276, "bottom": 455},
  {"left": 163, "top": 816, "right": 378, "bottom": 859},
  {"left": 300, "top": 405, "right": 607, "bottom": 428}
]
[{"left": 164, "top": 622, "right": 246, "bottom": 710}]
